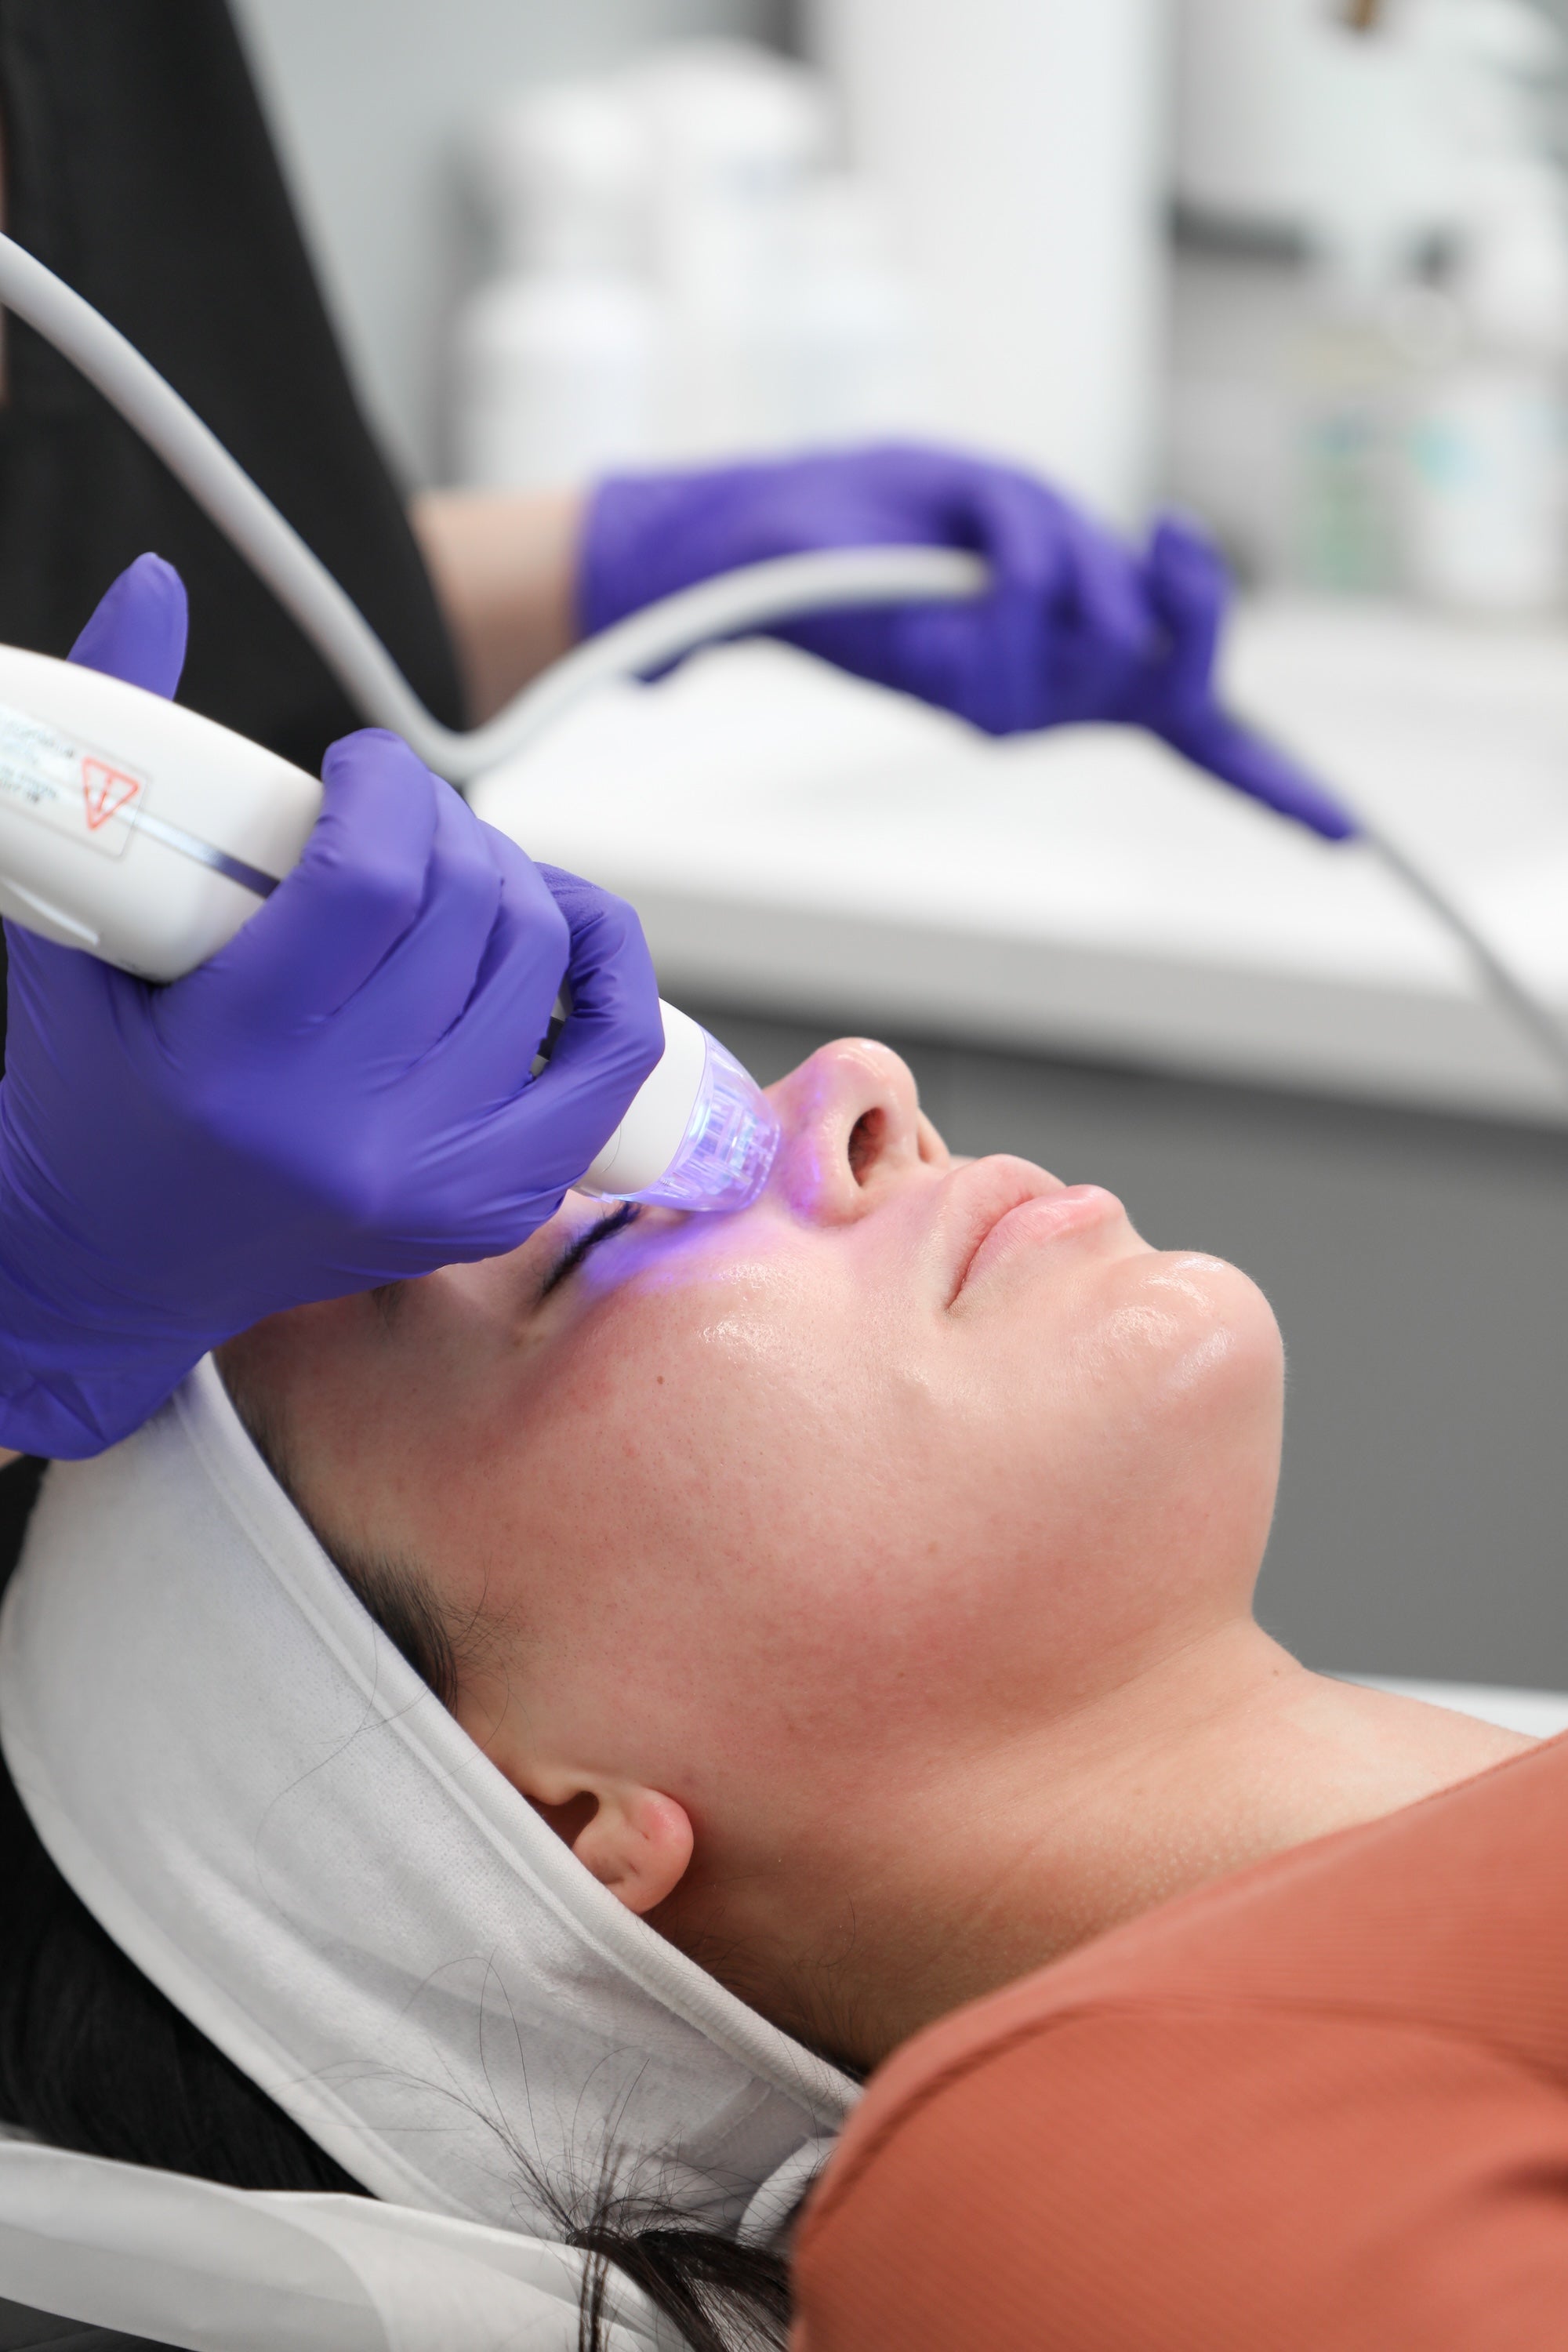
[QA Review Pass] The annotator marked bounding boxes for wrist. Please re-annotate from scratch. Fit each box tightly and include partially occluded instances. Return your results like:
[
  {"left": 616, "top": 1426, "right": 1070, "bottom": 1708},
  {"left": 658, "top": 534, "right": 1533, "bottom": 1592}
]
[
  {"left": 579, "top": 462, "right": 782, "bottom": 639},
  {"left": 412, "top": 485, "right": 585, "bottom": 722}
]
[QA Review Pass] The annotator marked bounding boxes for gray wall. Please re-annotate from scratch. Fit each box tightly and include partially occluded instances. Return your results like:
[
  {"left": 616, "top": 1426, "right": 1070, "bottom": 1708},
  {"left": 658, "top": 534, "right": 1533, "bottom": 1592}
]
[
  {"left": 230, "top": 0, "right": 790, "bottom": 487},
  {"left": 691, "top": 1000, "right": 1568, "bottom": 1691}
]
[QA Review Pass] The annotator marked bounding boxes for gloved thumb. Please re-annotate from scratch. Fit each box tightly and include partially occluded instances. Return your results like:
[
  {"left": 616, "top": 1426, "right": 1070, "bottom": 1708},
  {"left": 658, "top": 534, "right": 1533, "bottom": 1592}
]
[{"left": 67, "top": 552, "right": 189, "bottom": 699}]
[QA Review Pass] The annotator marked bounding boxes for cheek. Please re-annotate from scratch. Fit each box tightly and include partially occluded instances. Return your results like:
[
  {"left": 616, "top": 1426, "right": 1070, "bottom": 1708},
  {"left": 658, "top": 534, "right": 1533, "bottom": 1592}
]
[
  {"left": 466, "top": 1249, "right": 1286, "bottom": 1790},
  {"left": 495, "top": 1270, "right": 941, "bottom": 1757}
]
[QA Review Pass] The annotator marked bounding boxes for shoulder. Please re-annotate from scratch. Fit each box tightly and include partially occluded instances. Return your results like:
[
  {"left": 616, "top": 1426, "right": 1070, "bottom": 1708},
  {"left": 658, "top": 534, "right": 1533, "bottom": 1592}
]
[{"left": 793, "top": 1732, "right": 1568, "bottom": 2352}]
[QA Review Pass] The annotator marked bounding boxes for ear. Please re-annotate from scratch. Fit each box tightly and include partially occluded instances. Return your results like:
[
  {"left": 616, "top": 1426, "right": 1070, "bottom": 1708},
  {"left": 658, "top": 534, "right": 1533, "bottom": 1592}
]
[{"left": 528, "top": 1772, "right": 695, "bottom": 1915}]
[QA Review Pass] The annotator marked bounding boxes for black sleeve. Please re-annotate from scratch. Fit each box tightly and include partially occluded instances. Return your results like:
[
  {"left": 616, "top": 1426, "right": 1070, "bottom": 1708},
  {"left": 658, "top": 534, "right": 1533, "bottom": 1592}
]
[
  {"left": 0, "top": 2298, "right": 179, "bottom": 2352},
  {"left": 0, "top": 0, "right": 467, "bottom": 1566},
  {"left": 0, "top": 0, "right": 464, "bottom": 764}
]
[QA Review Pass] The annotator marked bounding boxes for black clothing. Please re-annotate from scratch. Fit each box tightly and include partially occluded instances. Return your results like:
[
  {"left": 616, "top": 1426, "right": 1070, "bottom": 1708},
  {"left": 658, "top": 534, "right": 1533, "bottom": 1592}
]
[
  {"left": 0, "top": 0, "right": 463, "bottom": 1569},
  {"left": 0, "top": 0, "right": 462, "bottom": 765},
  {"left": 0, "top": 2299, "right": 176, "bottom": 2352}
]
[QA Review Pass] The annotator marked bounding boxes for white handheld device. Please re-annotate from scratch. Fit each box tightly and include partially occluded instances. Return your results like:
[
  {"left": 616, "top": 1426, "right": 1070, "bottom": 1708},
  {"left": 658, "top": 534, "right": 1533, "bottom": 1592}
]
[{"left": 0, "top": 644, "right": 777, "bottom": 1209}]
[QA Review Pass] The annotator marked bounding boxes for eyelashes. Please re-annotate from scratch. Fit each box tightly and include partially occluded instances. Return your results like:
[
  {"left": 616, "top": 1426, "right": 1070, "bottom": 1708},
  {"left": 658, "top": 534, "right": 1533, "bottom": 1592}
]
[{"left": 539, "top": 1202, "right": 642, "bottom": 1301}]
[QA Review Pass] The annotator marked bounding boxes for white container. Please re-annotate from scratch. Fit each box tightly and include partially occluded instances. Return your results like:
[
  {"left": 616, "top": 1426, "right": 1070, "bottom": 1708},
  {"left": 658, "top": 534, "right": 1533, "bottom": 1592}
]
[
  {"left": 1406, "top": 360, "right": 1568, "bottom": 611},
  {"left": 451, "top": 270, "right": 662, "bottom": 491},
  {"left": 806, "top": 0, "right": 1167, "bottom": 521},
  {"left": 777, "top": 176, "right": 934, "bottom": 445},
  {"left": 453, "top": 79, "right": 664, "bottom": 492},
  {"left": 1174, "top": 0, "right": 1457, "bottom": 260},
  {"left": 1402, "top": 167, "right": 1568, "bottom": 614},
  {"left": 466, "top": 80, "right": 648, "bottom": 278},
  {"left": 627, "top": 42, "right": 832, "bottom": 458}
]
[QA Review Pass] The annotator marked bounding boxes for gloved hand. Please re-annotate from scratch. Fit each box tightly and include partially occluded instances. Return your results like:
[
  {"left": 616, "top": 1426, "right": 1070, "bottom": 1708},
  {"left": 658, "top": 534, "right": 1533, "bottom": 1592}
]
[
  {"left": 1123, "top": 515, "right": 1356, "bottom": 840},
  {"left": 0, "top": 554, "right": 663, "bottom": 1459},
  {"left": 580, "top": 446, "right": 1356, "bottom": 840}
]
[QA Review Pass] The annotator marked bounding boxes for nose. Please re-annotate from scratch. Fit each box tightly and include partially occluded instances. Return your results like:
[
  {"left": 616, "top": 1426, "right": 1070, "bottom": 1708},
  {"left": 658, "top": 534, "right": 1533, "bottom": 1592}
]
[{"left": 768, "top": 1039, "right": 947, "bottom": 1224}]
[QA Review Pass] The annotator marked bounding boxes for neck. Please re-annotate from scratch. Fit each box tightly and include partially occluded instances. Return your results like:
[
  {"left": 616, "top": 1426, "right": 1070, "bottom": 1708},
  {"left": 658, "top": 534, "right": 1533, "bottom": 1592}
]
[{"left": 739, "top": 1620, "right": 1532, "bottom": 2072}]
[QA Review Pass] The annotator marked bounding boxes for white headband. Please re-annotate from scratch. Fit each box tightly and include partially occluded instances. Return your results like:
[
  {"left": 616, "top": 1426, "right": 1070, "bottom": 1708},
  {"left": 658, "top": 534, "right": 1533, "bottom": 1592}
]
[{"left": 0, "top": 1356, "right": 854, "bottom": 2346}]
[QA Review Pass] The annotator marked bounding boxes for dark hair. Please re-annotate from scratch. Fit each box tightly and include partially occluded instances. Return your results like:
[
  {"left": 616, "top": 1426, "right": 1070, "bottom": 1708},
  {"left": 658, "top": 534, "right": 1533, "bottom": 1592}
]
[{"left": 0, "top": 1420, "right": 795, "bottom": 2352}]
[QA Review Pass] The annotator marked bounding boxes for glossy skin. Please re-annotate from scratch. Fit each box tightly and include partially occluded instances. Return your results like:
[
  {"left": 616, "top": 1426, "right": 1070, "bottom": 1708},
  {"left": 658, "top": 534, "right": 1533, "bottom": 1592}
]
[{"left": 220, "top": 1040, "right": 1522, "bottom": 2067}]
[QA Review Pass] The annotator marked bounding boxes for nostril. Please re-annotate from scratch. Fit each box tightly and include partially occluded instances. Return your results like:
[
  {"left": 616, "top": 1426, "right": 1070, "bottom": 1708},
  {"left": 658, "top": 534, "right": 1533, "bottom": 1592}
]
[{"left": 848, "top": 1109, "right": 884, "bottom": 1184}]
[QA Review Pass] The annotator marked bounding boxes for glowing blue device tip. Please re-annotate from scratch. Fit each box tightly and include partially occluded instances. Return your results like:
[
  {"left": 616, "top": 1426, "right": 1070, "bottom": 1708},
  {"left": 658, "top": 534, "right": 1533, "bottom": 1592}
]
[{"left": 616, "top": 1030, "right": 780, "bottom": 1213}]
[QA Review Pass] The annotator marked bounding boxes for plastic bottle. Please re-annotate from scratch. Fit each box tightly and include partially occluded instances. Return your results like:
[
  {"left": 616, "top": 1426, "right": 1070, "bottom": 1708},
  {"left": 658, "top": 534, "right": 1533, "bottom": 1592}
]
[
  {"left": 1401, "top": 165, "right": 1568, "bottom": 614},
  {"left": 626, "top": 43, "right": 831, "bottom": 458},
  {"left": 775, "top": 175, "right": 933, "bottom": 445},
  {"left": 451, "top": 83, "right": 662, "bottom": 490},
  {"left": 1294, "top": 251, "right": 1412, "bottom": 595}
]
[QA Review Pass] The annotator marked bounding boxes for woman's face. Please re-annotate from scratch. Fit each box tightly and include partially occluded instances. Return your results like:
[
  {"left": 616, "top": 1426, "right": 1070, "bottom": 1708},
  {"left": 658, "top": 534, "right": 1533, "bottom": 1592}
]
[{"left": 220, "top": 1040, "right": 1283, "bottom": 1982}]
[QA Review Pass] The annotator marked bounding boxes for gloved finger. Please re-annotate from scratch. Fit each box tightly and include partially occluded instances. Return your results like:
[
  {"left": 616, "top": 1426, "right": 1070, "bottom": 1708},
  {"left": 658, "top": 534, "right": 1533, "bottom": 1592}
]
[
  {"left": 505, "top": 862, "right": 662, "bottom": 1133},
  {"left": 957, "top": 472, "right": 1148, "bottom": 730},
  {"left": 1144, "top": 514, "right": 1227, "bottom": 717},
  {"left": 426, "top": 866, "right": 662, "bottom": 1248},
  {"left": 1046, "top": 514, "right": 1159, "bottom": 720},
  {"left": 0, "top": 921, "right": 153, "bottom": 1215},
  {"left": 1058, "top": 511, "right": 1152, "bottom": 662},
  {"left": 419, "top": 822, "right": 573, "bottom": 1092},
  {"left": 172, "top": 729, "right": 441, "bottom": 1032},
  {"left": 2, "top": 916, "right": 136, "bottom": 1065},
  {"left": 333, "top": 774, "right": 514, "bottom": 1065},
  {"left": 67, "top": 554, "right": 189, "bottom": 699},
  {"left": 1162, "top": 708, "right": 1359, "bottom": 842},
  {"left": 957, "top": 469, "right": 1070, "bottom": 599}
]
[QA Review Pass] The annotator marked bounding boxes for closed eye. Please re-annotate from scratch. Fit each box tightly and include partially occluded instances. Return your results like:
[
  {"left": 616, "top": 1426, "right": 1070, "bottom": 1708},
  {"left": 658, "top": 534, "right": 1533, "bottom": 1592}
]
[{"left": 539, "top": 1202, "right": 642, "bottom": 1301}]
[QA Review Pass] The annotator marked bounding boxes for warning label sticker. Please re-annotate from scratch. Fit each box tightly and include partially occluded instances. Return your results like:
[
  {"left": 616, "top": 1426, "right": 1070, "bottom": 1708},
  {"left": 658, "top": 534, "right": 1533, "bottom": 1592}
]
[{"left": 0, "top": 701, "right": 145, "bottom": 859}]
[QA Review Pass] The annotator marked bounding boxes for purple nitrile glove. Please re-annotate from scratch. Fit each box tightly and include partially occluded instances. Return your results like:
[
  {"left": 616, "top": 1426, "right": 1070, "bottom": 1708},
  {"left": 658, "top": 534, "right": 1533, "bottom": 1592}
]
[
  {"left": 1123, "top": 514, "right": 1359, "bottom": 842},
  {"left": 0, "top": 554, "right": 663, "bottom": 1458},
  {"left": 580, "top": 445, "right": 1358, "bottom": 841}
]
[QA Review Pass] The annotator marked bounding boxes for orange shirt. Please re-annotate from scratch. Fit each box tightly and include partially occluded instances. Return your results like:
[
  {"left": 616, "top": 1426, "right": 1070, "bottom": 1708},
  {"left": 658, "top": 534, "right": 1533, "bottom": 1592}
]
[{"left": 793, "top": 1732, "right": 1568, "bottom": 2351}]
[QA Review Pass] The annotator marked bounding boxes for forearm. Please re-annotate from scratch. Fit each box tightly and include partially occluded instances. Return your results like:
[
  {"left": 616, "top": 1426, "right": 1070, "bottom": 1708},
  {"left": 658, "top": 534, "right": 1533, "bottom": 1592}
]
[
  {"left": 0, "top": 1448, "right": 20, "bottom": 1471},
  {"left": 409, "top": 486, "right": 584, "bottom": 724}
]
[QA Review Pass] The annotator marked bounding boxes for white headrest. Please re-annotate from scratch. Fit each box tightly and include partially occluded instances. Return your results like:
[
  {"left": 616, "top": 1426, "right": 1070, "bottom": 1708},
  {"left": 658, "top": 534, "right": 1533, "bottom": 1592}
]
[{"left": 0, "top": 1356, "right": 852, "bottom": 2340}]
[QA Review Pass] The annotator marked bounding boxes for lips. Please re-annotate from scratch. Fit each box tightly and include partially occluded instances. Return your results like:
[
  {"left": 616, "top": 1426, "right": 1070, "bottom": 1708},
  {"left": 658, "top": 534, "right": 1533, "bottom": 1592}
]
[
  {"left": 943, "top": 1158, "right": 1122, "bottom": 1304},
  {"left": 943, "top": 1158, "right": 1065, "bottom": 1303}
]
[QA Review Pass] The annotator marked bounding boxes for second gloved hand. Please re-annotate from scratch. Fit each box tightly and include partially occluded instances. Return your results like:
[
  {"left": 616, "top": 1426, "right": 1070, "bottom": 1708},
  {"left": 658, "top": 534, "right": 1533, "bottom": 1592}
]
[
  {"left": 580, "top": 445, "right": 1357, "bottom": 840},
  {"left": 580, "top": 442, "right": 1155, "bottom": 735},
  {"left": 0, "top": 554, "right": 663, "bottom": 1459}
]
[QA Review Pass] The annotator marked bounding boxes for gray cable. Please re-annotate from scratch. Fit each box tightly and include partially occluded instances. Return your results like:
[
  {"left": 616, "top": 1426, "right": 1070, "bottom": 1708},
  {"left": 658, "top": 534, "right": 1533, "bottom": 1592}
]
[
  {"left": 2, "top": 230, "right": 1563, "bottom": 1097},
  {"left": 0, "top": 233, "right": 985, "bottom": 782},
  {"left": 1362, "top": 820, "right": 1568, "bottom": 1098}
]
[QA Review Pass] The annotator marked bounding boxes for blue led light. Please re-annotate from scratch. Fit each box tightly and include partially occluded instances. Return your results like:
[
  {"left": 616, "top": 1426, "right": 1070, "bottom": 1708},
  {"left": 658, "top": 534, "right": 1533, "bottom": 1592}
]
[{"left": 615, "top": 1030, "right": 780, "bottom": 1213}]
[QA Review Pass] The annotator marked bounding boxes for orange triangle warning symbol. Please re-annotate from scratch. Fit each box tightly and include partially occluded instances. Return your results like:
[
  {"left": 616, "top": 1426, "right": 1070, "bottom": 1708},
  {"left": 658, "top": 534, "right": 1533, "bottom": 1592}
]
[{"left": 82, "top": 757, "right": 141, "bottom": 832}]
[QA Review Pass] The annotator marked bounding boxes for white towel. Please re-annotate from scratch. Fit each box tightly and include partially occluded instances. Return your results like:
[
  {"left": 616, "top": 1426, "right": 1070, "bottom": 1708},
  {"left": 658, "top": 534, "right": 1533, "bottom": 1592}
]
[{"left": 0, "top": 1356, "right": 854, "bottom": 2347}]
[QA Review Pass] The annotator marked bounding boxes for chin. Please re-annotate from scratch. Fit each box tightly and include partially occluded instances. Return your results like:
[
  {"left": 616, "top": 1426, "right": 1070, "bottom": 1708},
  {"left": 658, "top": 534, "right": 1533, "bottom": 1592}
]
[
  {"left": 1080, "top": 1248, "right": 1285, "bottom": 1610},
  {"left": 1079, "top": 1247, "right": 1285, "bottom": 1481}
]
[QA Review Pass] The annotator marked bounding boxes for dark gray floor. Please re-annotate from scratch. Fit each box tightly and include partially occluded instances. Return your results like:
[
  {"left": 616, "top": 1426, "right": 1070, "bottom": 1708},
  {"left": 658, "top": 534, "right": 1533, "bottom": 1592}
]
[{"left": 691, "top": 998, "right": 1568, "bottom": 1690}]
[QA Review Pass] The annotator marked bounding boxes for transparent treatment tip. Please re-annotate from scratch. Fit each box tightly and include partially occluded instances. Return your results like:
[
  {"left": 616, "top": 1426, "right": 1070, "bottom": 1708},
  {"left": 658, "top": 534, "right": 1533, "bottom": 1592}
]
[{"left": 621, "top": 1029, "right": 781, "bottom": 1213}]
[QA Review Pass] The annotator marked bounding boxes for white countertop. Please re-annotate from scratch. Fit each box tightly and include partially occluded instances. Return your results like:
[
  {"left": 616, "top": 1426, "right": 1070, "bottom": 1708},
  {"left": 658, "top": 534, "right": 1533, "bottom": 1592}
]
[{"left": 471, "top": 597, "right": 1568, "bottom": 1126}]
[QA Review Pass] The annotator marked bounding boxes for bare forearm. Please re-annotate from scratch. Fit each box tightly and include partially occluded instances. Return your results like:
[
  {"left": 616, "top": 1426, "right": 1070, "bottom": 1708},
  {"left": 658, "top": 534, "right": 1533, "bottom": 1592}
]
[
  {"left": 410, "top": 487, "right": 585, "bottom": 724},
  {"left": 0, "top": 1448, "right": 21, "bottom": 1471}
]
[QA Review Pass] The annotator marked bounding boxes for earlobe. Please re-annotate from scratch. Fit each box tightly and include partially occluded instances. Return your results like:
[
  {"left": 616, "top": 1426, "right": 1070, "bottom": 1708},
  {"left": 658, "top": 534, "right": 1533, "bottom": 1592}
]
[
  {"left": 573, "top": 1784, "right": 695, "bottom": 1915},
  {"left": 527, "top": 1771, "right": 695, "bottom": 1914}
]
